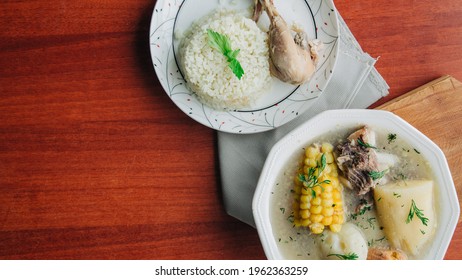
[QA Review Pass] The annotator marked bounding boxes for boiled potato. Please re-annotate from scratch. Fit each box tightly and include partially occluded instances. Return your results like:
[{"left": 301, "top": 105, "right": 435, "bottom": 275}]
[
  {"left": 374, "top": 180, "right": 436, "bottom": 256},
  {"left": 320, "top": 223, "right": 368, "bottom": 260}
]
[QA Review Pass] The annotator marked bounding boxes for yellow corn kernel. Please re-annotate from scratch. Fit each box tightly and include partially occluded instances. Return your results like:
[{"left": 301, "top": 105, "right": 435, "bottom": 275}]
[
  {"left": 322, "top": 206, "right": 334, "bottom": 217},
  {"left": 301, "top": 219, "right": 311, "bottom": 227},
  {"left": 325, "top": 152, "right": 334, "bottom": 164},
  {"left": 322, "top": 198, "right": 334, "bottom": 208},
  {"left": 304, "top": 158, "right": 317, "bottom": 168},
  {"left": 322, "top": 216, "right": 333, "bottom": 226},
  {"left": 330, "top": 177, "right": 339, "bottom": 188},
  {"left": 311, "top": 196, "right": 322, "bottom": 206},
  {"left": 310, "top": 214, "right": 323, "bottom": 223},
  {"left": 331, "top": 214, "right": 339, "bottom": 224},
  {"left": 332, "top": 189, "right": 342, "bottom": 200},
  {"left": 309, "top": 223, "right": 325, "bottom": 234},
  {"left": 321, "top": 190, "right": 332, "bottom": 200},
  {"left": 321, "top": 142, "right": 334, "bottom": 153},
  {"left": 333, "top": 201, "right": 343, "bottom": 210},
  {"left": 299, "top": 202, "right": 310, "bottom": 210},
  {"left": 312, "top": 185, "right": 322, "bottom": 197},
  {"left": 329, "top": 224, "right": 342, "bottom": 233},
  {"left": 300, "top": 209, "right": 310, "bottom": 219},
  {"left": 310, "top": 205, "right": 322, "bottom": 215},
  {"left": 300, "top": 194, "right": 310, "bottom": 203},
  {"left": 305, "top": 146, "right": 318, "bottom": 159},
  {"left": 332, "top": 213, "right": 344, "bottom": 224},
  {"left": 301, "top": 186, "right": 311, "bottom": 195},
  {"left": 323, "top": 183, "right": 333, "bottom": 193}
]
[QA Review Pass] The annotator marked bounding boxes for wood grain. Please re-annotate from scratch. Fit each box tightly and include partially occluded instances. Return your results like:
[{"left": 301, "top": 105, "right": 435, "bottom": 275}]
[{"left": 1, "top": 0, "right": 462, "bottom": 259}]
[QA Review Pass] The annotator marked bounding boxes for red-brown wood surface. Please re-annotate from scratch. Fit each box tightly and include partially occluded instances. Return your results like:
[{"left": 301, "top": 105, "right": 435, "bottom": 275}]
[{"left": 1, "top": 0, "right": 461, "bottom": 259}]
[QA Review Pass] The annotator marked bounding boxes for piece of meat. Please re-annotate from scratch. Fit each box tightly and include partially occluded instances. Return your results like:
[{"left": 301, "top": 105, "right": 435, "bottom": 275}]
[
  {"left": 367, "top": 247, "right": 407, "bottom": 260},
  {"left": 253, "top": 0, "right": 316, "bottom": 85},
  {"left": 336, "top": 126, "right": 378, "bottom": 196}
]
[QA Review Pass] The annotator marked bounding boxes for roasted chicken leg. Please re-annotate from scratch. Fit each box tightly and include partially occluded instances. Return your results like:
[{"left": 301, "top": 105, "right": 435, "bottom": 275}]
[{"left": 253, "top": 0, "right": 316, "bottom": 85}]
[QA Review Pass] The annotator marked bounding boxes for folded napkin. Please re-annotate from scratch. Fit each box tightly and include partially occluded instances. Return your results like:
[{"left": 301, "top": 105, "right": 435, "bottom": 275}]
[{"left": 218, "top": 14, "right": 389, "bottom": 227}]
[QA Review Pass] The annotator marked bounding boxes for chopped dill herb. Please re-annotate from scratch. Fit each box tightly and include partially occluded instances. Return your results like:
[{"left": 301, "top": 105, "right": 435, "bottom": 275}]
[
  {"left": 280, "top": 207, "right": 285, "bottom": 214},
  {"left": 367, "top": 217, "right": 377, "bottom": 229},
  {"left": 387, "top": 133, "right": 397, "bottom": 144},
  {"left": 359, "top": 205, "right": 372, "bottom": 215},
  {"left": 393, "top": 192, "right": 401, "bottom": 198},
  {"left": 327, "top": 252, "right": 359, "bottom": 260},
  {"left": 287, "top": 213, "right": 295, "bottom": 223},
  {"left": 357, "top": 138, "right": 377, "bottom": 149},
  {"left": 406, "top": 199, "right": 429, "bottom": 226},
  {"left": 376, "top": 236, "right": 386, "bottom": 242},
  {"left": 414, "top": 148, "right": 421, "bottom": 154},
  {"left": 298, "top": 153, "right": 330, "bottom": 197},
  {"left": 368, "top": 169, "right": 388, "bottom": 180}
]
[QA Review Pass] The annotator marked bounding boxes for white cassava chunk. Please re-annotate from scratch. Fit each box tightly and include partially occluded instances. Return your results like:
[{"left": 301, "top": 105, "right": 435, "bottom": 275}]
[
  {"left": 374, "top": 180, "right": 436, "bottom": 256},
  {"left": 320, "top": 223, "right": 368, "bottom": 260}
]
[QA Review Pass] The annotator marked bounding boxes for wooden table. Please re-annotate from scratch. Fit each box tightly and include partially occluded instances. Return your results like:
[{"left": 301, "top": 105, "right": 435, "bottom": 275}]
[{"left": 1, "top": 0, "right": 461, "bottom": 260}]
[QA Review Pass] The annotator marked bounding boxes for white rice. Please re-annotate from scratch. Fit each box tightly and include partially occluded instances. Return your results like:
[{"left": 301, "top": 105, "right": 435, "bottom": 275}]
[{"left": 178, "top": 10, "right": 271, "bottom": 111}]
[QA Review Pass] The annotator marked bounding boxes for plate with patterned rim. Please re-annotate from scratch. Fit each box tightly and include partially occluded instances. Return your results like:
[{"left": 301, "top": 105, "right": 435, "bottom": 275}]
[{"left": 149, "top": 0, "right": 339, "bottom": 134}]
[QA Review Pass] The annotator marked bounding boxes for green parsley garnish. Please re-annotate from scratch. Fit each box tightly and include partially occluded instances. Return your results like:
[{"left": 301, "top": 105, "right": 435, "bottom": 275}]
[
  {"left": 406, "top": 199, "right": 429, "bottom": 226},
  {"left": 327, "top": 252, "right": 359, "bottom": 260},
  {"left": 368, "top": 169, "right": 388, "bottom": 180},
  {"left": 206, "top": 29, "right": 244, "bottom": 80},
  {"left": 287, "top": 212, "right": 295, "bottom": 223},
  {"left": 298, "top": 154, "right": 330, "bottom": 197},
  {"left": 357, "top": 138, "right": 377, "bottom": 149},
  {"left": 387, "top": 133, "right": 397, "bottom": 144}
]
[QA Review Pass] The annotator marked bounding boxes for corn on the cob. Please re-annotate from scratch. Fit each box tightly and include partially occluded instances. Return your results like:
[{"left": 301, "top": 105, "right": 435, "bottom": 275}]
[{"left": 293, "top": 142, "right": 344, "bottom": 234}]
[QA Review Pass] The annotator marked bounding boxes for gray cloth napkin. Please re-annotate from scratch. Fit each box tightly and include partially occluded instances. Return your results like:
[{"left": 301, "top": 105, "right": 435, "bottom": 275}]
[{"left": 218, "top": 14, "right": 389, "bottom": 227}]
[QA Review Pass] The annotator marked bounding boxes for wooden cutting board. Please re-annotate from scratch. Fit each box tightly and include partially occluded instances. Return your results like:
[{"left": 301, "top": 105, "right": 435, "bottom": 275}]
[{"left": 377, "top": 75, "right": 462, "bottom": 222}]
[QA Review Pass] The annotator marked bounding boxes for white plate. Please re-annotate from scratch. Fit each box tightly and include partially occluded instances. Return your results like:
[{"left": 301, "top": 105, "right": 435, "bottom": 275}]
[
  {"left": 253, "top": 109, "right": 460, "bottom": 259},
  {"left": 149, "top": 0, "right": 339, "bottom": 133}
]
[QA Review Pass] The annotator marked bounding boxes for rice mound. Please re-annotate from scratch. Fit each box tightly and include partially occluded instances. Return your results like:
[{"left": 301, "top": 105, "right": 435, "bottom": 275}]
[{"left": 178, "top": 10, "right": 271, "bottom": 111}]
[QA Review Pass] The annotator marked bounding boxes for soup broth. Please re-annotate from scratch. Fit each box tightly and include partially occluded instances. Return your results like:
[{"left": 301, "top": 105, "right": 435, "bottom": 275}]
[{"left": 270, "top": 126, "right": 436, "bottom": 259}]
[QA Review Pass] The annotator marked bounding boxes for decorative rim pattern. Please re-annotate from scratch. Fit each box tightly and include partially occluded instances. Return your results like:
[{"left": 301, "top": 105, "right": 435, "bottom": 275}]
[{"left": 149, "top": 0, "right": 339, "bottom": 134}]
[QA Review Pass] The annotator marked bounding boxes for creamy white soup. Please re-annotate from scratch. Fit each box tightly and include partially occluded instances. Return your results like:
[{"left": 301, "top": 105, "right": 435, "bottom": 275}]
[{"left": 270, "top": 126, "right": 437, "bottom": 260}]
